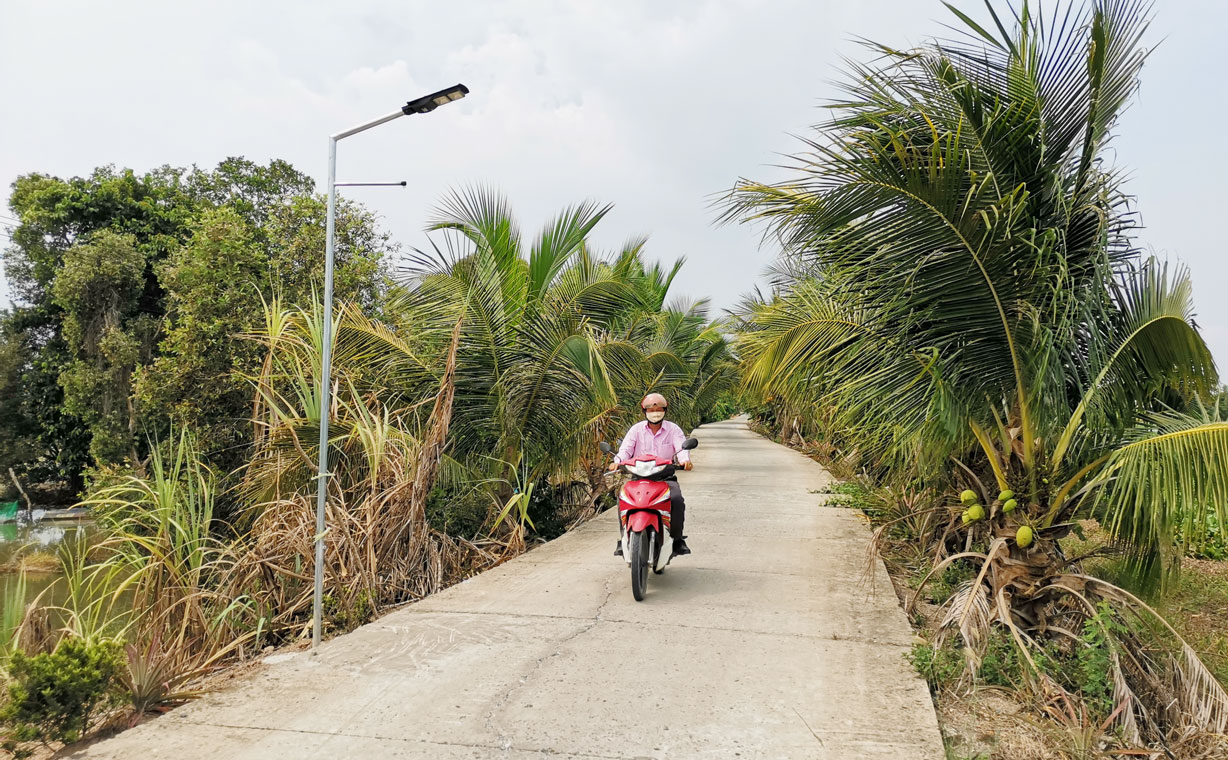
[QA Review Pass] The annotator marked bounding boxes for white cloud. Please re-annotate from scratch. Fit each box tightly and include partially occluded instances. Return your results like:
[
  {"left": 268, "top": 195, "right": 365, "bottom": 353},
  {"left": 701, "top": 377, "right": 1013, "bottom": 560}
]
[{"left": 2, "top": 0, "right": 1227, "bottom": 367}]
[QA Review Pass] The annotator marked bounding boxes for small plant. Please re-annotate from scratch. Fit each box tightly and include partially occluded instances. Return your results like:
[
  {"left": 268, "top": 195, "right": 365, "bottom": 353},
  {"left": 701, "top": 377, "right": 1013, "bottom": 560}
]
[
  {"left": 927, "top": 561, "right": 977, "bottom": 605},
  {"left": 907, "top": 640, "right": 964, "bottom": 692},
  {"left": 820, "top": 481, "right": 888, "bottom": 519},
  {"left": 1, "top": 637, "right": 124, "bottom": 752},
  {"left": 122, "top": 634, "right": 206, "bottom": 720},
  {"left": 1073, "top": 603, "right": 1126, "bottom": 721},
  {"left": 976, "top": 628, "right": 1026, "bottom": 688}
]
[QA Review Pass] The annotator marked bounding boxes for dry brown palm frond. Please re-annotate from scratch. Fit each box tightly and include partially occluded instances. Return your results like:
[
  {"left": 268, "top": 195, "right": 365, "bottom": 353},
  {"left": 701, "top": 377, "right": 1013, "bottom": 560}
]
[
  {"left": 1076, "top": 575, "right": 1228, "bottom": 738},
  {"left": 906, "top": 550, "right": 989, "bottom": 614},
  {"left": 936, "top": 580, "right": 992, "bottom": 675},
  {"left": 1109, "top": 649, "right": 1144, "bottom": 747},
  {"left": 1171, "top": 643, "right": 1228, "bottom": 738},
  {"left": 228, "top": 309, "right": 509, "bottom": 641}
]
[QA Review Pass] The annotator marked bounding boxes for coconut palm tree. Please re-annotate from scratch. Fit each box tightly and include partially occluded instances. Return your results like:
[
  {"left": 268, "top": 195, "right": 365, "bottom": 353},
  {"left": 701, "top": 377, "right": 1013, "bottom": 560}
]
[
  {"left": 399, "top": 188, "right": 734, "bottom": 501},
  {"left": 727, "top": 0, "right": 1227, "bottom": 743}
]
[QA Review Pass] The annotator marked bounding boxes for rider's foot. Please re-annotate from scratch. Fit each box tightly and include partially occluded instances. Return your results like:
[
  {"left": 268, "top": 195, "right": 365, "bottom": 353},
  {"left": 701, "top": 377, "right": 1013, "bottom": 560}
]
[
  {"left": 614, "top": 540, "right": 623, "bottom": 557},
  {"left": 672, "top": 538, "right": 691, "bottom": 556}
]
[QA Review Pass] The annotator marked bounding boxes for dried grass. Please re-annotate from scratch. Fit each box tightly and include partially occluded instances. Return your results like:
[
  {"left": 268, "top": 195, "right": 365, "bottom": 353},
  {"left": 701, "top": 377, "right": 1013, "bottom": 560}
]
[{"left": 229, "top": 314, "right": 508, "bottom": 639}]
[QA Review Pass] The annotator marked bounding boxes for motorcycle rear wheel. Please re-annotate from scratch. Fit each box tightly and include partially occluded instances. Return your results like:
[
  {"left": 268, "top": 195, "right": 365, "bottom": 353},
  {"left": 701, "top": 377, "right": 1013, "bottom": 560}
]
[{"left": 630, "top": 528, "right": 651, "bottom": 601}]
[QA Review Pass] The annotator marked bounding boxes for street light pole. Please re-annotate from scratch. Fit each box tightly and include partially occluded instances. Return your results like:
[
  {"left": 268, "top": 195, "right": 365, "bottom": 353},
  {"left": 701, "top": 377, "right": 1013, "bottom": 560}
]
[{"left": 313, "top": 84, "right": 469, "bottom": 650}]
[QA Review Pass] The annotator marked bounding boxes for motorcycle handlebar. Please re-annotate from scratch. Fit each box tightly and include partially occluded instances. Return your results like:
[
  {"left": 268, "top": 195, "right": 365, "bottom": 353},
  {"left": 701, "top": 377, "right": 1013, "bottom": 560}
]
[{"left": 606, "top": 463, "right": 680, "bottom": 480}]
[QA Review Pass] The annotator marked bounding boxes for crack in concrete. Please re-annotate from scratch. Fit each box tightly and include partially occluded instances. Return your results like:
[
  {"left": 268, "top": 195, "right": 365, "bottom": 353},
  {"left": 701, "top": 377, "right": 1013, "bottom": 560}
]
[
  {"left": 406, "top": 605, "right": 912, "bottom": 649},
  {"left": 514, "top": 556, "right": 825, "bottom": 579},
  {"left": 792, "top": 706, "right": 825, "bottom": 747},
  {"left": 169, "top": 719, "right": 627, "bottom": 759},
  {"left": 482, "top": 575, "right": 616, "bottom": 750}
]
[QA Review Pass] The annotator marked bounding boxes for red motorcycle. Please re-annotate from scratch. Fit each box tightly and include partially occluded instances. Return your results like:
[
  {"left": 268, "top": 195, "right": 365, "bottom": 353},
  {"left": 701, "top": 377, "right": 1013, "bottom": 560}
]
[{"left": 600, "top": 437, "right": 697, "bottom": 601}]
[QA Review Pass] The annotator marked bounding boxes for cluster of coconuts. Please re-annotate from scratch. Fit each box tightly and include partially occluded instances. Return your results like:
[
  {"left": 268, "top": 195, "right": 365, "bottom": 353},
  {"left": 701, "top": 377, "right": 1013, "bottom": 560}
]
[{"left": 958, "top": 488, "right": 1034, "bottom": 549}]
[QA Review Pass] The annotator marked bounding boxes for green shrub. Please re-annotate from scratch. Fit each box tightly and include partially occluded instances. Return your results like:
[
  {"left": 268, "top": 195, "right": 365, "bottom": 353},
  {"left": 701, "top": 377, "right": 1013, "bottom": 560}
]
[
  {"left": 524, "top": 478, "right": 570, "bottom": 541},
  {"left": 927, "top": 561, "right": 977, "bottom": 605},
  {"left": 976, "top": 627, "right": 1026, "bottom": 687},
  {"left": 1072, "top": 602, "right": 1124, "bottom": 720},
  {"left": 907, "top": 640, "right": 963, "bottom": 692},
  {"left": 701, "top": 394, "right": 741, "bottom": 424},
  {"left": 1, "top": 637, "right": 124, "bottom": 751},
  {"left": 424, "top": 486, "right": 490, "bottom": 540},
  {"left": 322, "top": 590, "right": 377, "bottom": 633}
]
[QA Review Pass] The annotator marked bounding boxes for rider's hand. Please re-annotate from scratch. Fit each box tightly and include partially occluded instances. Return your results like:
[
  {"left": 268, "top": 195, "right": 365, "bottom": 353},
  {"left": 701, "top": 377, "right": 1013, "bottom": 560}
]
[
  {"left": 683, "top": 461, "right": 693, "bottom": 471},
  {"left": 608, "top": 462, "right": 619, "bottom": 471}
]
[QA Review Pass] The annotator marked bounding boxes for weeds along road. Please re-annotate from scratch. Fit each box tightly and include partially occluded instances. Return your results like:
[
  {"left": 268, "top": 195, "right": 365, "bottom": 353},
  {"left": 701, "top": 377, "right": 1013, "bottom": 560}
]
[{"left": 71, "top": 418, "right": 943, "bottom": 759}]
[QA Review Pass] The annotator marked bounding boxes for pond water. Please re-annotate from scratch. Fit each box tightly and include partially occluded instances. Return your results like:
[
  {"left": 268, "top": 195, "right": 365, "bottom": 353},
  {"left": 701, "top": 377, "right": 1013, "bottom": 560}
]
[{"left": 0, "top": 518, "right": 100, "bottom": 618}]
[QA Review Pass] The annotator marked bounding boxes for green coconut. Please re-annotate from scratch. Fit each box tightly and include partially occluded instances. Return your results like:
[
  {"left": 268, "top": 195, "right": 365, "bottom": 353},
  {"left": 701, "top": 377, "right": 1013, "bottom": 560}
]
[
  {"left": 1016, "top": 525, "right": 1034, "bottom": 548},
  {"left": 998, "top": 489, "right": 1014, "bottom": 502},
  {"left": 960, "top": 489, "right": 978, "bottom": 506},
  {"left": 961, "top": 510, "right": 972, "bottom": 525},
  {"left": 966, "top": 504, "right": 985, "bottom": 522},
  {"left": 1002, "top": 498, "right": 1018, "bottom": 514}
]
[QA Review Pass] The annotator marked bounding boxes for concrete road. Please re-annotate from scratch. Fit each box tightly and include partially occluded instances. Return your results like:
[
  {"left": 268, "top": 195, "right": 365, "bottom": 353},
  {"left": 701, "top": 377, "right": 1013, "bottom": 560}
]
[{"left": 72, "top": 418, "right": 944, "bottom": 759}]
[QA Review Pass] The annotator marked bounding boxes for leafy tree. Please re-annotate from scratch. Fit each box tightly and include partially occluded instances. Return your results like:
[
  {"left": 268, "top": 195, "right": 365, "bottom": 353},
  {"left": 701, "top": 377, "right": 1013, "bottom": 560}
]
[
  {"left": 398, "top": 188, "right": 734, "bottom": 506},
  {"left": 0, "top": 317, "right": 36, "bottom": 477},
  {"left": 1, "top": 158, "right": 389, "bottom": 491},
  {"left": 135, "top": 197, "right": 390, "bottom": 475},
  {"left": 1, "top": 166, "right": 191, "bottom": 489},
  {"left": 183, "top": 157, "right": 315, "bottom": 230},
  {"left": 52, "top": 231, "right": 154, "bottom": 467}
]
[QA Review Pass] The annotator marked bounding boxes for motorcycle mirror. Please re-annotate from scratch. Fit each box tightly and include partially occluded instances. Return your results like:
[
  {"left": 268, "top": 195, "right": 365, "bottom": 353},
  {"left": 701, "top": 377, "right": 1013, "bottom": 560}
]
[
  {"left": 681, "top": 437, "right": 699, "bottom": 451},
  {"left": 599, "top": 441, "right": 613, "bottom": 455}
]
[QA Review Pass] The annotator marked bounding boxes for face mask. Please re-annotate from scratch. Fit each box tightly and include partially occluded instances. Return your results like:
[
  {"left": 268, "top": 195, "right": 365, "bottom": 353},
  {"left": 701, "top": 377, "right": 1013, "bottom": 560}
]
[{"left": 645, "top": 410, "right": 666, "bottom": 424}]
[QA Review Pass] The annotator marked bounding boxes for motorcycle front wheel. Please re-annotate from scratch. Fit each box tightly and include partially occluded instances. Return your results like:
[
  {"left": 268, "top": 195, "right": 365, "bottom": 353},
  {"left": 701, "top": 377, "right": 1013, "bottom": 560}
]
[{"left": 630, "top": 528, "right": 651, "bottom": 601}]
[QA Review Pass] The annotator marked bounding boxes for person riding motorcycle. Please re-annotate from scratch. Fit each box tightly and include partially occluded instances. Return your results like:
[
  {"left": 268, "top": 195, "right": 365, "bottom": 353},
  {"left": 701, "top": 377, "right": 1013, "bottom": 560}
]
[{"left": 610, "top": 392, "right": 692, "bottom": 557}]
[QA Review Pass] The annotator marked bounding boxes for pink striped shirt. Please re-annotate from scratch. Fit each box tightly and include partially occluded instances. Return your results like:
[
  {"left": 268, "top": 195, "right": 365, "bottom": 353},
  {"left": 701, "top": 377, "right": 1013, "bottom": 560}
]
[{"left": 615, "top": 420, "right": 690, "bottom": 465}]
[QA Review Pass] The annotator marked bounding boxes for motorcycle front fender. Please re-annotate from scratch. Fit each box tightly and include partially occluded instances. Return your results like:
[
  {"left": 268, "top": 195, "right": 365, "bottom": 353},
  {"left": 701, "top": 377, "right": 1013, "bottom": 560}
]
[{"left": 626, "top": 511, "right": 660, "bottom": 534}]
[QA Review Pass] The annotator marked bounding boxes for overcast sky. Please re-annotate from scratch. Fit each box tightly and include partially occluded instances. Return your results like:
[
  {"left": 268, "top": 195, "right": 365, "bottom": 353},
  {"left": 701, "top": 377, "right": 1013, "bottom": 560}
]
[{"left": 2, "top": 0, "right": 1226, "bottom": 364}]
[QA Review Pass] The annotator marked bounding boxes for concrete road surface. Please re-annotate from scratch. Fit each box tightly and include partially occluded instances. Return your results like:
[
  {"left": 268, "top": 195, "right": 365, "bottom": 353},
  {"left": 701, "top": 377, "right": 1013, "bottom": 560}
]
[{"left": 71, "top": 418, "right": 944, "bottom": 759}]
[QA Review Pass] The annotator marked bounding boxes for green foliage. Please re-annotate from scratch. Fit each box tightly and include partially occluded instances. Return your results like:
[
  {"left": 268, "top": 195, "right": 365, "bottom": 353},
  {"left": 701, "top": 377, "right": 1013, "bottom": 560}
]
[
  {"left": 1, "top": 637, "right": 124, "bottom": 749},
  {"left": 975, "top": 628, "right": 1029, "bottom": 689},
  {"left": 700, "top": 393, "right": 741, "bottom": 424},
  {"left": 926, "top": 562, "right": 977, "bottom": 606},
  {"left": 424, "top": 486, "right": 491, "bottom": 541},
  {"left": 0, "top": 158, "right": 389, "bottom": 494},
  {"left": 0, "top": 323, "right": 36, "bottom": 471},
  {"left": 821, "top": 481, "right": 880, "bottom": 516},
  {"left": 523, "top": 478, "right": 575, "bottom": 541},
  {"left": 136, "top": 199, "right": 389, "bottom": 479},
  {"left": 907, "top": 640, "right": 964, "bottom": 692},
  {"left": 396, "top": 187, "right": 735, "bottom": 509},
  {"left": 910, "top": 624, "right": 1111, "bottom": 705},
  {"left": 2, "top": 165, "right": 196, "bottom": 488},
  {"left": 1074, "top": 603, "right": 1127, "bottom": 720},
  {"left": 52, "top": 230, "right": 152, "bottom": 467},
  {"left": 726, "top": 0, "right": 1219, "bottom": 586},
  {"left": 322, "top": 590, "right": 376, "bottom": 633}
]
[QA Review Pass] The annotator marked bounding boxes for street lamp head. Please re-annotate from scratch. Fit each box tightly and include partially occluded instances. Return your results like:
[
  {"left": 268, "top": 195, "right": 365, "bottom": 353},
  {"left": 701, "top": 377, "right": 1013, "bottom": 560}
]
[{"left": 402, "top": 84, "right": 469, "bottom": 115}]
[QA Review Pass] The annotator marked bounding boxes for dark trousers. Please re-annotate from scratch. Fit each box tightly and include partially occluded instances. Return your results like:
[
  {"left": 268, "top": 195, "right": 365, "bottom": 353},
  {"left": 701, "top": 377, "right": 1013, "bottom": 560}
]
[{"left": 667, "top": 478, "right": 686, "bottom": 539}]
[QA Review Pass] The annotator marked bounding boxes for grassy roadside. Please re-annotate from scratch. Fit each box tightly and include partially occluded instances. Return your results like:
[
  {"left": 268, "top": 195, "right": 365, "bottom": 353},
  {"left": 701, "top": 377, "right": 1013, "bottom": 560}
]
[
  {"left": 828, "top": 477, "right": 1228, "bottom": 760},
  {"left": 1061, "top": 523, "right": 1228, "bottom": 688},
  {"left": 767, "top": 416, "right": 1228, "bottom": 760}
]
